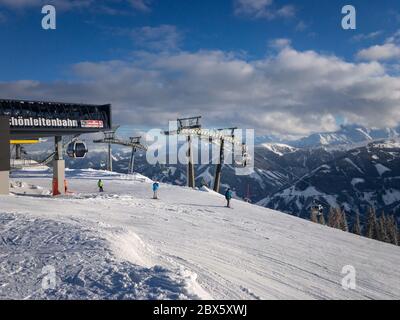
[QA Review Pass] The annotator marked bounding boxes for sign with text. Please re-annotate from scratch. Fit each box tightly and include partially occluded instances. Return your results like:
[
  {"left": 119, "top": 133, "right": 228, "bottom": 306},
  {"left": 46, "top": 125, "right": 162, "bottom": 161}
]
[{"left": 0, "top": 99, "right": 112, "bottom": 138}]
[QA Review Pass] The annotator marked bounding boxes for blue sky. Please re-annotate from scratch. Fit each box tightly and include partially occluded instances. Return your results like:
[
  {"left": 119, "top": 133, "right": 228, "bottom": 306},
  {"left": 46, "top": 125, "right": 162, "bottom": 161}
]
[
  {"left": 0, "top": 0, "right": 397, "bottom": 80},
  {"left": 0, "top": 0, "right": 400, "bottom": 137}
]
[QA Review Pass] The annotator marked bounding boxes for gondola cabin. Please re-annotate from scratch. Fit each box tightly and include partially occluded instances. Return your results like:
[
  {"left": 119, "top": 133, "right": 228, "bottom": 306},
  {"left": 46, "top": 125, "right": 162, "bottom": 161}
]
[{"left": 66, "top": 141, "right": 88, "bottom": 158}]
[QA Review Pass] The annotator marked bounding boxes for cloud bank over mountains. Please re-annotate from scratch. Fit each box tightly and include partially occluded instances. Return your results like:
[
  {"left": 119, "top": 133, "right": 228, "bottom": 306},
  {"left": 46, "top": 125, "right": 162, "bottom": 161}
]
[{"left": 2, "top": 41, "right": 399, "bottom": 137}]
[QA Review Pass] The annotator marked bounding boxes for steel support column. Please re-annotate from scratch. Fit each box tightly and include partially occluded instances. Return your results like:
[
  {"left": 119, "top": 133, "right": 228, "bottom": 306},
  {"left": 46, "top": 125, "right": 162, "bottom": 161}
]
[
  {"left": 213, "top": 138, "right": 224, "bottom": 193},
  {"left": 0, "top": 117, "right": 10, "bottom": 195},
  {"left": 187, "top": 135, "right": 195, "bottom": 188},
  {"left": 107, "top": 143, "right": 113, "bottom": 172},
  {"left": 53, "top": 136, "right": 66, "bottom": 196}
]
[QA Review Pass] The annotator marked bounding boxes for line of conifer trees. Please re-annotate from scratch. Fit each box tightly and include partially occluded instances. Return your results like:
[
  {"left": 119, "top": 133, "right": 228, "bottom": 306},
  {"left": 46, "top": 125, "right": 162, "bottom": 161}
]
[{"left": 310, "top": 207, "right": 399, "bottom": 246}]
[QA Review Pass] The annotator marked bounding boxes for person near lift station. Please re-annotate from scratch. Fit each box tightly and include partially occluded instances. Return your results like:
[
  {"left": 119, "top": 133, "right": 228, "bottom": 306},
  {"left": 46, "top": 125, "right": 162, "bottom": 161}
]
[
  {"left": 98, "top": 179, "right": 104, "bottom": 193},
  {"left": 152, "top": 181, "right": 160, "bottom": 199},
  {"left": 225, "top": 188, "right": 233, "bottom": 208}
]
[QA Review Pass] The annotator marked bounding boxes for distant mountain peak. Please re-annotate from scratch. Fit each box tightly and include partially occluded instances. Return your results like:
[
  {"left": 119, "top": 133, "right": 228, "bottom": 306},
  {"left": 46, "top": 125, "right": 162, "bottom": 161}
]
[
  {"left": 256, "top": 124, "right": 400, "bottom": 149},
  {"left": 261, "top": 143, "right": 298, "bottom": 156}
]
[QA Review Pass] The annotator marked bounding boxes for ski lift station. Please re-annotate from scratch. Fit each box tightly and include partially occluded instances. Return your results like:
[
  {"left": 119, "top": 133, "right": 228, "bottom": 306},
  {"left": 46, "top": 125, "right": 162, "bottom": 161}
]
[{"left": 0, "top": 99, "right": 112, "bottom": 195}]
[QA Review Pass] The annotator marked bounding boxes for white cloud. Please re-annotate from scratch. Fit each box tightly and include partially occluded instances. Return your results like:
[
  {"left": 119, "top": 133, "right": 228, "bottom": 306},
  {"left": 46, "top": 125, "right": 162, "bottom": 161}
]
[
  {"left": 352, "top": 31, "right": 382, "bottom": 42},
  {"left": 357, "top": 43, "right": 400, "bottom": 61},
  {"left": 0, "top": 0, "right": 92, "bottom": 10},
  {"left": 357, "top": 30, "right": 400, "bottom": 61},
  {"left": 269, "top": 38, "right": 291, "bottom": 49},
  {"left": 234, "top": 0, "right": 295, "bottom": 19},
  {"left": 128, "top": 0, "right": 152, "bottom": 12},
  {"left": 0, "top": 0, "right": 151, "bottom": 12},
  {"left": 0, "top": 0, "right": 42, "bottom": 8},
  {"left": 131, "top": 25, "right": 182, "bottom": 51},
  {"left": 385, "top": 30, "right": 400, "bottom": 44},
  {"left": 275, "top": 4, "right": 295, "bottom": 18},
  {"left": 101, "top": 24, "right": 183, "bottom": 51},
  {"left": 1, "top": 45, "right": 400, "bottom": 137},
  {"left": 295, "top": 21, "right": 307, "bottom": 32}
]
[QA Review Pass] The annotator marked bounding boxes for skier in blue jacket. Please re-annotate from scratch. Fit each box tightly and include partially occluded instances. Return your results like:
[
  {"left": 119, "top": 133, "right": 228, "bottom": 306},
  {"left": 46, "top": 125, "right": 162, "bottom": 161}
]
[
  {"left": 152, "top": 181, "right": 160, "bottom": 199},
  {"left": 225, "top": 188, "right": 233, "bottom": 208}
]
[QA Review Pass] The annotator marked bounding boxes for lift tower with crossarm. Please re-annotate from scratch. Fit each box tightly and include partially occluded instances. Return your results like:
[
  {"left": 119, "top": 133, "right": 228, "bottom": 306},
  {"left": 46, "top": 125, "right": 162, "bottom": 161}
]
[
  {"left": 163, "top": 117, "right": 250, "bottom": 191},
  {"left": 127, "top": 136, "right": 147, "bottom": 174},
  {"left": 93, "top": 131, "right": 147, "bottom": 174},
  {"left": 92, "top": 126, "right": 120, "bottom": 171},
  {"left": 163, "top": 116, "right": 202, "bottom": 188}
]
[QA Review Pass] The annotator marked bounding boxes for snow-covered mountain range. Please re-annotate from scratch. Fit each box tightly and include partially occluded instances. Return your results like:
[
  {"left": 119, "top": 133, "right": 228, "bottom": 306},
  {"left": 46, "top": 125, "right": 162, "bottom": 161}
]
[
  {"left": 291, "top": 125, "right": 399, "bottom": 149},
  {"left": 258, "top": 140, "right": 400, "bottom": 220},
  {"left": 256, "top": 124, "right": 400, "bottom": 149}
]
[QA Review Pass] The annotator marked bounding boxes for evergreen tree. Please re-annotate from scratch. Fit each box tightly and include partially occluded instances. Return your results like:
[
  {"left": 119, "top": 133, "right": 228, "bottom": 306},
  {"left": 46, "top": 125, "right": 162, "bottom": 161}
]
[
  {"left": 398, "top": 229, "right": 400, "bottom": 246},
  {"left": 377, "top": 212, "right": 390, "bottom": 243},
  {"left": 328, "top": 207, "right": 336, "bottom": 228},
  {"left": 333, "top": 208, "right": 340, "bottom": 229},
  {"left": 327, "top": 208, "right": 346, "bottom": 230},
  {"left": 318, "top": 213, "right": 326, "bottom": 225},
  {"left": 386, "top": 215, "right": 399, "bottom": 246},
  {"left": 365, "top": 207, "right": 378, "bottom": 240},
  {"left": 310, "top": 208, "right": 319, "bottom": 223},
  {"left": 340, "top": 210, "right": 349, "bottom": 232},
  {"left": 352, "top": 212, "right": 362, "bottom": 236}
]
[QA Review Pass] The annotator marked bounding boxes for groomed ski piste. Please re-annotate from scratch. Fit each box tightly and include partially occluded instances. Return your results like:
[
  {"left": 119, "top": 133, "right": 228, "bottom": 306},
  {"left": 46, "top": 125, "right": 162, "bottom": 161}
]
[{"left": 1, "top": 167, "right": 400, "bottom": 300}]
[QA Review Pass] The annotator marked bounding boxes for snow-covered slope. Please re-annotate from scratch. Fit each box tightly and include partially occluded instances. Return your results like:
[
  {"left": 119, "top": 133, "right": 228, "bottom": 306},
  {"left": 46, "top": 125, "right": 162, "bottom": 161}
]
[{"left": 1, "top": 169, "right": 400, "bottom": 300}]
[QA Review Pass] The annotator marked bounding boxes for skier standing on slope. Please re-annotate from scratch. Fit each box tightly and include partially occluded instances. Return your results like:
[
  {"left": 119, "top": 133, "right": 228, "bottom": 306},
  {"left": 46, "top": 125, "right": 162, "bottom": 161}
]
[
  {"left": 225, "top": 188, "right": 233, "bottom": 208},
  {"left": 152, "top": 181, "right": 160, "bottom": 199},
  {"left": 98, "top": 179, "right": 104, "bottom": 193}
]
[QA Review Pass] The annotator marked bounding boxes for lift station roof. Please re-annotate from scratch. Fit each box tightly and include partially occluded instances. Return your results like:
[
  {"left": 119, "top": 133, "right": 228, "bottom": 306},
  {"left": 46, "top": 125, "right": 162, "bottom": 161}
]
[{"left": 0, "top": 99, "right": 112, "bottom": 139}]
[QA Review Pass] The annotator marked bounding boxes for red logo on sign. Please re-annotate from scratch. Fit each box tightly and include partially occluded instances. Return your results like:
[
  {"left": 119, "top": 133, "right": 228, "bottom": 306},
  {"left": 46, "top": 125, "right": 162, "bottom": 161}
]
[{"left": 81, "top": 120, "right": 104, "bottom": 128}]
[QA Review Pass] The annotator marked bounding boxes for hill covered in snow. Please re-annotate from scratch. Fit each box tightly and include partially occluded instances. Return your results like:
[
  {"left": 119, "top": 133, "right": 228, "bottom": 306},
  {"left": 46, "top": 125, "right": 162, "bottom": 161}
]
[{"left": 1, "top": 168, "right": 399, "bottom": 300}]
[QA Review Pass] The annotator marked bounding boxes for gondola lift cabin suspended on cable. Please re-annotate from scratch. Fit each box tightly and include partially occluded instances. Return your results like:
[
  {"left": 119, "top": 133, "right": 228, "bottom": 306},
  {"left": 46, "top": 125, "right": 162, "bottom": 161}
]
[{"left": 66, "top": 139, "right": 88, "bottom": 159}]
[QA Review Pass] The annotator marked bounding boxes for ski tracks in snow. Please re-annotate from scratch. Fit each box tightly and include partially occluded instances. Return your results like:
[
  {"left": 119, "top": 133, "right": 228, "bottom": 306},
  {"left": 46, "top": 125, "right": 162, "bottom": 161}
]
[
  {"left": 3, "top": 172, "right": 400, "bottom": 300},
  {"left": 0, "top": 212, "right": 206, "bottom": 300}
]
